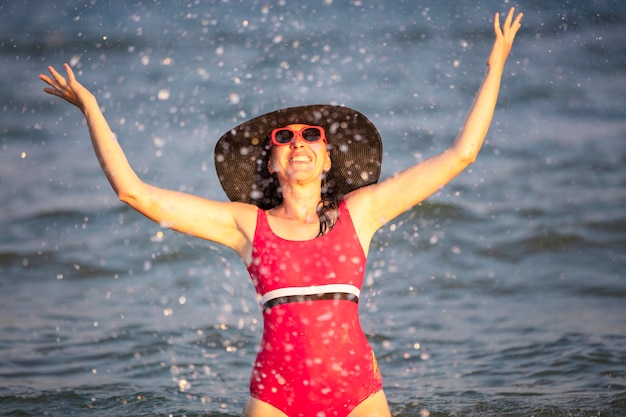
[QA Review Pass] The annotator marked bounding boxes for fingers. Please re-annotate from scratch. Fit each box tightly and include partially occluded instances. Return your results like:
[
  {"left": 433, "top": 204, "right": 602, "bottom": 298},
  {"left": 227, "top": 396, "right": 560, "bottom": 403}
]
[
  {"left": 42, "top": 87, "right": 60, "bottom": 97},
  {"left": 495, "top": 7, "right": 523, "bottom": 38},
  {"left": 39, "top": 63, "right": 74, "bottom": 96},
  {"left": 513, "top": 11, "right": 524, "bottom": 30},
  {"left": 38, "top": 66, "right": 56, "bottom": 84},
  {"left": 39, "top": 66, "right": 61, "bottom": 89},
  {"left": 49, "top": 65, "right": 67, "bottom": 86},
  {"left": 64, "top": 63, "right": 76, "bottom": 83},
  {"left": 504, "top": 7, "right": 515, "bottom": 29},
  {"left": 38, "top": 73, "right": 52, "bottom": 86},
  {"left": 493, "top": 12, "right": 502, "bottom": 36}
]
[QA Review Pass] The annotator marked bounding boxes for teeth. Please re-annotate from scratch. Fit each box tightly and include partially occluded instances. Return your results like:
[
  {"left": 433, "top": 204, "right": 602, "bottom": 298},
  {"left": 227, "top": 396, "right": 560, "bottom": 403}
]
[{"left": 291, "top": 155, "right": 311, "bottom": 162}]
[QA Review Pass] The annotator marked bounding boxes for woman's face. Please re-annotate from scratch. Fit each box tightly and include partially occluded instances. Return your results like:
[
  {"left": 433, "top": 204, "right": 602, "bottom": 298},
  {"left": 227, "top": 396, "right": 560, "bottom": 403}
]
[{"left": 268, "top": 124, "right": 331, "bottom": 184}]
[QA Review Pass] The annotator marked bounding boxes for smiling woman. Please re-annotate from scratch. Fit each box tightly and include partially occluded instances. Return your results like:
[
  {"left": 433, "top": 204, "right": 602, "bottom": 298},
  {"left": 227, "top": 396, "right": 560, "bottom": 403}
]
[
  {"left": 214, "top": 105, "right": 383, "bottom": 211},
  {"left": 38, "top": 7, "right": 523, "bottom": 417},
  {"left": 268, "top": 124, "right": 331, "bottom": 186},
  {"left": 214, "top": 104, "right": 384, "bottom": 241}
]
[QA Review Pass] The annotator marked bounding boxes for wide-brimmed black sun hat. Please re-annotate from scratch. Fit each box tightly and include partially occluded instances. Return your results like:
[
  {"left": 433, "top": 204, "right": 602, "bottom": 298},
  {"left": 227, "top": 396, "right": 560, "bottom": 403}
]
[{"left": 214, "top": 105, "right": 382, "bottom": 209}]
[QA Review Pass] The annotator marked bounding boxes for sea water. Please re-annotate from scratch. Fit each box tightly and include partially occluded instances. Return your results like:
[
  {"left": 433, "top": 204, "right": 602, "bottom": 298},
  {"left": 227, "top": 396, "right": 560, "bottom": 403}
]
[{"left": 1, "top": 1, "right": 625, "bottom": 416}]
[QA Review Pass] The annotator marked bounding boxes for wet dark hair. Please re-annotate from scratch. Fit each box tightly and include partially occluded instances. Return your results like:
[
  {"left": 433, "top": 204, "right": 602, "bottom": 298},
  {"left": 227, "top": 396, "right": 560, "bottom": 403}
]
[
  {"left": 254, "top": 139, "right": 343, "bottom": 237},
  {"left": 317, "top": 181, "right": 343, "bottom": 237}
]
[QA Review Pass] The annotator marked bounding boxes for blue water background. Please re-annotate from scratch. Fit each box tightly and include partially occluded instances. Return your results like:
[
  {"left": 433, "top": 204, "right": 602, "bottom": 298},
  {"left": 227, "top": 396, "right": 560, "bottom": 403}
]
[{"left": 1, "top": 0, "right": 625, "bottom": 416}]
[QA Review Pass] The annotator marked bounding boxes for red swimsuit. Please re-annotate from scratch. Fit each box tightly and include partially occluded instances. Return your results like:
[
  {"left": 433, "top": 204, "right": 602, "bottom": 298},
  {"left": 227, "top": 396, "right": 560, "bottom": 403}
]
[{"left": 247, "top": 201, "right": 383, "bottom": 416}]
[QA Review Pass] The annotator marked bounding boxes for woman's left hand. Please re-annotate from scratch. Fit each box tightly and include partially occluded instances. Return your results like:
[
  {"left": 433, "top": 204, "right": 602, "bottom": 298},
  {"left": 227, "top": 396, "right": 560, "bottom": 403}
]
[{"left": 488, "top": 7, "right": 523, "bottom": 70}]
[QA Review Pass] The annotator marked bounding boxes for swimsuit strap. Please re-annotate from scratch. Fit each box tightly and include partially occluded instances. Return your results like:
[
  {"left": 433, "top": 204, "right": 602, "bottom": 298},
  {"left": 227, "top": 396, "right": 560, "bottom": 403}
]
[{"left": 261, "top": 283, "right": 360, "bottom": 310}]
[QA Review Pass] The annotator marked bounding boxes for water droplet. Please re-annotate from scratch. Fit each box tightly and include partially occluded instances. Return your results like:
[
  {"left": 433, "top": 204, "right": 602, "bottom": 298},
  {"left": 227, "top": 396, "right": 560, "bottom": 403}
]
[
  {"left": 178, "top": 378, "right": 191, "bottom": 392},
  {"left": 157, "top": 89, "right": 170, "bottom": 100}
]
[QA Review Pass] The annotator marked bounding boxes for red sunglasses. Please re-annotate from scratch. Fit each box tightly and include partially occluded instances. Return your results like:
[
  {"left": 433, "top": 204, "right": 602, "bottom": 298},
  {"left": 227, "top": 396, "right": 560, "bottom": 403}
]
[{"left": 270, "top": 125, "right": 327, "bottom": 146}]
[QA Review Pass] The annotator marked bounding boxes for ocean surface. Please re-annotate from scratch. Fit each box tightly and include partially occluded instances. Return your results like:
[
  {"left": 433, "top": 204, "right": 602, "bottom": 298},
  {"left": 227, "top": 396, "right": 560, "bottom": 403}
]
[{"left": 1, "top": 0, "right": 625, "bottom": 416}]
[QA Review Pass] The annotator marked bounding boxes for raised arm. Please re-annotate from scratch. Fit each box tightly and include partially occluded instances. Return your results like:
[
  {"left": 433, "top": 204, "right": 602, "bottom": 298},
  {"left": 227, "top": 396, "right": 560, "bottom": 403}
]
[
  {"left": 39, "top": 65, "right": 256, "bottom": 261},
  {"left": 348, "top": 8, "right": 523, "bottom": 243}
]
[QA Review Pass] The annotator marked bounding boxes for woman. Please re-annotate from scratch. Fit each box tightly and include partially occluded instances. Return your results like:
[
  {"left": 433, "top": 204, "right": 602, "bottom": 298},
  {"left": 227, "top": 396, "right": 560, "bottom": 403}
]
[{"left": 39, "top": 8, "right": 522, "bottom": 417}]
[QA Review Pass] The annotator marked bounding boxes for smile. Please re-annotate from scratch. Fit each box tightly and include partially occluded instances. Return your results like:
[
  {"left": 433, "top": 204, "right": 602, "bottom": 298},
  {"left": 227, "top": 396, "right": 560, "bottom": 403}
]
[{"left": 290, "top": 155, "right": 312, "bottom": 162}]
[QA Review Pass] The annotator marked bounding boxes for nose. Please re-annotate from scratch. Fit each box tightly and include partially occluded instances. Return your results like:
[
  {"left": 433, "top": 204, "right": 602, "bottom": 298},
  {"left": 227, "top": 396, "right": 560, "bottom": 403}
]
[{"left": 289, "top": 134, "right": 306, "bottom": 148}]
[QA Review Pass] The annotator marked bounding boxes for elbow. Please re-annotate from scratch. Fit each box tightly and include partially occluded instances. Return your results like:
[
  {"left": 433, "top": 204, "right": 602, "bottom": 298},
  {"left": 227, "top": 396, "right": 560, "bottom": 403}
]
[
  {"left": 456, "top": 149, "right": 478, "bottom": 167},
  {"left": 463, "top": 152, "right": 478, "bottom": 166},
  {"left": 448, "top": 142, "right": 479, "bottom": 169},
  {"left": 117, "top": 190, "right": 134, "bottom": 205},
  {"left": 111, "top": 174, "right": 147, "bottom": 207},
  {"left": 116, "top": 184, "right": 142, "bottom": 207}
]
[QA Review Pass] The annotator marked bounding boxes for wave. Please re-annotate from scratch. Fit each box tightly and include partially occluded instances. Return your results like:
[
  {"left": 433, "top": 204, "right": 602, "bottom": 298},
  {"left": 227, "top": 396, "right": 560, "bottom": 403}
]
[
  {"left": 1, "top": 387, "right": 624, "bottom": 417},
  {"left": 0, "top": 386, "right": 241, "bottom": 417}
]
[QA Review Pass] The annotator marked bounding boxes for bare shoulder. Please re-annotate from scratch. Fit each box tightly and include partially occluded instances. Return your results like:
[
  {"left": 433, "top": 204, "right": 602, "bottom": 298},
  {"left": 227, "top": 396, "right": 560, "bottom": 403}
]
[
  {"left": 222, "top": 201, "right": 259, "bottom": 258},
  {"left": 229, "top": 201, "right": 259, "bottom": 239},
  {"left": 345, "top": 183, "right": 386, "bottom": 229},
  {"left": 344, "top": 189, "right": 380, "bottom": 256}
]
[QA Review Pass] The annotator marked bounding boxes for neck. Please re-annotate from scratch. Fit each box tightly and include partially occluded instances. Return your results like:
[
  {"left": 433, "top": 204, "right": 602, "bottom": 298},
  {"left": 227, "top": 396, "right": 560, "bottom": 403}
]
[{"left": 274, "top": 183, "right": 321, "bottom": 222}]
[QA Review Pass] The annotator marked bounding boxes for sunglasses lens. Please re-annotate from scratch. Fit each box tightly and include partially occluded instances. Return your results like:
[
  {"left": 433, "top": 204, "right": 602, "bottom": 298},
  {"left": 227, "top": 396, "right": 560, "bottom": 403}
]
[
  {"left": 302, "top": 127, "right": 322, "bottom": 142},
  {"left": 274, "top": 129, "right": 294, "bottom": 144}
]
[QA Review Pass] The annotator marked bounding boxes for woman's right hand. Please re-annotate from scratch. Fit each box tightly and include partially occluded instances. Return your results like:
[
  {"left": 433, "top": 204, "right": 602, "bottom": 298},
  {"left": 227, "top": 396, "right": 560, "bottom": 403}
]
[
  {"left": 38, "top": 63, "right": 256, "bottom": 263},
  {"left": 39, "top": 63, "right": 95, "bottom": 113}
]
